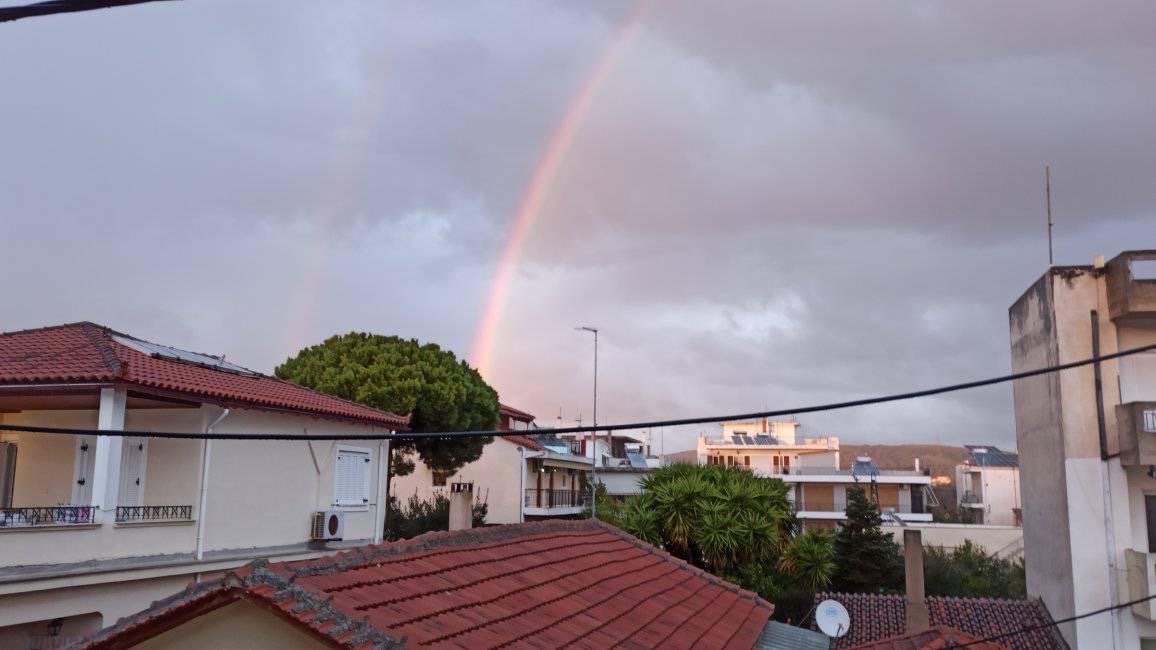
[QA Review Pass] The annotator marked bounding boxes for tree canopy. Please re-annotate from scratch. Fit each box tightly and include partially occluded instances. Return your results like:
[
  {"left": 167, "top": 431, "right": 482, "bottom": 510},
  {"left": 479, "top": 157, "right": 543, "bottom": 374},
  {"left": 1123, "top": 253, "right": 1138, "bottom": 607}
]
[
  {"left": 832, "top": 486, "right": 903, "bottom": 593},
  {"left": 275, "top": 332, "right": 499, "bottom": 475}
]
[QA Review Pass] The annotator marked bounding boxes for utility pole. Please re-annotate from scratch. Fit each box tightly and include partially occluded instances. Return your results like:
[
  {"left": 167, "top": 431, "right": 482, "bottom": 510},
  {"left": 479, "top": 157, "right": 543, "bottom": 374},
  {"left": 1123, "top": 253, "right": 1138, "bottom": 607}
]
[{"left": 575, "top": 326, "right": 599, "bottom": 517}]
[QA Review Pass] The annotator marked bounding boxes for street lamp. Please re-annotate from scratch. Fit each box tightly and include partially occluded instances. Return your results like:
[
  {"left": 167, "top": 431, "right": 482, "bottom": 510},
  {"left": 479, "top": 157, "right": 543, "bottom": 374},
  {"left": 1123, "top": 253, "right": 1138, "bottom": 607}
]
[{"left": 575, "top": 326, "right": 598, "bottom": 517}]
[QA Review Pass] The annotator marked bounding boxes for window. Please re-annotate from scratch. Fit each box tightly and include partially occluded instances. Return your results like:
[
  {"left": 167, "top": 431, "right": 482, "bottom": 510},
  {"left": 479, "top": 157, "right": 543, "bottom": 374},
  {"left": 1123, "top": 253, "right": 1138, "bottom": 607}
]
[
  {"left": 743, "top": 456, "right": 750, "bottom": 467},
  {"left": 334, "top": 446, "right": 371, "bottom": 508},
  {"left": 432, "top": 469, "right": 452, "bottom": 487},
  {"left": 1147, "top": 495, "right": 1156, "bottom": 553}
]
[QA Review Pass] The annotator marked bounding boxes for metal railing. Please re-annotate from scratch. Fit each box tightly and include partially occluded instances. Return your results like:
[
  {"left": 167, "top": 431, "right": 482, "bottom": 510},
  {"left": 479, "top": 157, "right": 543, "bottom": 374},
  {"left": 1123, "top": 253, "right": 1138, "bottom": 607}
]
[
  {"left": 525, "top": 489, "right": 589, "bottom": 509},
  {"left": 960, "top": 490, "right": 984, "bottom": 504},
  {"left": 0, "top": 506, "right": 95, "bottom": 527},
  {"left": 786, "top": 466, "right": 925, "bottom": 477},
  {"left": 115, "top": 505, "right": 194, "bottom": 522}
]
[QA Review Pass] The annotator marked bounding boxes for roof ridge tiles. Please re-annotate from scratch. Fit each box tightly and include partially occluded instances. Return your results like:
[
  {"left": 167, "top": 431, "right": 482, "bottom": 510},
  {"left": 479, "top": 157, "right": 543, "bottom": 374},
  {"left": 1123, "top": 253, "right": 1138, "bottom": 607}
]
[{"left": 292, "top": 519, "right": 606, "bottom": 578}]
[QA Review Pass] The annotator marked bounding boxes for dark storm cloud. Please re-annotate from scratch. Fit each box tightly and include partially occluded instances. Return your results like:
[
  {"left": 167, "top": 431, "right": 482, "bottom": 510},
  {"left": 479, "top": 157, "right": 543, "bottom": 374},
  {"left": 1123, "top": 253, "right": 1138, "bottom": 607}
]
[{"left": 2, "top": 1, "right": 1153, "bottom": 450}]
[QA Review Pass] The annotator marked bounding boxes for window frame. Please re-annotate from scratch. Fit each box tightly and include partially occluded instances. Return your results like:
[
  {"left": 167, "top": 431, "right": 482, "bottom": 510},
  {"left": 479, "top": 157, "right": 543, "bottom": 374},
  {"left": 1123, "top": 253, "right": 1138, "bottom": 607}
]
[{"left": 333, "top": 444, "right": 373, "bottom": 511}]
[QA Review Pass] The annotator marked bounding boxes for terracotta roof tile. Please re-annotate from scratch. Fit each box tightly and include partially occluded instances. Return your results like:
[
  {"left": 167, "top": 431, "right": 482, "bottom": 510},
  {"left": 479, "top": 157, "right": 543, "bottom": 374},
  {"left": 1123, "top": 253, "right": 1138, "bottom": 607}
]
[
  {"left": 814, "top": 592, "right": 1067, "bottom": 650},
  {"left": 0, "top": 322, "right": 408, "bottom": 428},
  {"left": 82, "top": 519, "right": 773, "bottom": 649},
  {"left": 852, "top": 625, "right": 1008, "bottom": 649}
]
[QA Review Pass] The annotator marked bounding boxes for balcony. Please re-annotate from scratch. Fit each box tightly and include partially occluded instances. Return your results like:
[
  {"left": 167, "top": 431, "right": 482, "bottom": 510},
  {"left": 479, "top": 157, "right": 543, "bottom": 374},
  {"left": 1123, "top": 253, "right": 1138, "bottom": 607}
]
[
  {"left": 524, "top": 489, "right": 588, "bottom": 517},
  {"left": 1117, "top": 401, "right": 1156, "bottom": 467},
  {"left": 1126, "top": 549, "right": 1156, "bottom": 620},
  {"left": 0, "top": 506, "right": 96, "bottom": 528},
  {"left": 960, "top": 490, "right": 984, "bottom": 506},
  {"left": 115, "top": 505, "right": 194, "bottom": 524},
  {"left": 1106, "top": 251, "right": 1156, "bottom": 321}
]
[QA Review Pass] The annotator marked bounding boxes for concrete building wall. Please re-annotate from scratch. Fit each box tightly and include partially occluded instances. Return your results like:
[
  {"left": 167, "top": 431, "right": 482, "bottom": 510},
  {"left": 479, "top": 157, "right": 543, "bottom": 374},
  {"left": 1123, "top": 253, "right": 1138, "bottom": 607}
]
[
  {"left": 135, "top": 600, "right": 329, "bottom": 650},
  {"left": 1009, "top": 270, "right": 1078, "bottom": 643}
]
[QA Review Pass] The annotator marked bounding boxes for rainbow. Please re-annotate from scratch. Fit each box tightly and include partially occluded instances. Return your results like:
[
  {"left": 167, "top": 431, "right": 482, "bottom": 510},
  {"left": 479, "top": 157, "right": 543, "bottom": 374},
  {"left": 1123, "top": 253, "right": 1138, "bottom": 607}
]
[{"left": 470, "top": 0, "right": 657, "bottom": 377}]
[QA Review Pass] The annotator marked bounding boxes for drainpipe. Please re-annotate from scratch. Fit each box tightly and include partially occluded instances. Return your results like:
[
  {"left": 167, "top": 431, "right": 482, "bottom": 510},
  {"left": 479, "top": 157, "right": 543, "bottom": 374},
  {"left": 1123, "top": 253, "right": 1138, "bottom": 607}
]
[
  {"left": 519, "top": 446, "right": 526, "bottom": 523},
  {"left": 374, "top": 434, "right": 389, "bottom": 543},
  {"left": 195, "top": 408, "right": 230, "bottom": 565}
]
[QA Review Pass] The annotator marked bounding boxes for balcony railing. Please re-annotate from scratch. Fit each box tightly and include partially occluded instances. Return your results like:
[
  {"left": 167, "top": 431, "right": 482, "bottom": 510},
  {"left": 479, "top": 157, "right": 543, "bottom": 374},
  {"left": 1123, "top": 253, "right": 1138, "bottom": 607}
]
[
  {"left": 0, "top": 506, "right": 96, "bottom": 527},
  {"left": 525, "top": 489, "right": 589, "bottom": 509},
  {"left": 115, "top": 505, "right": 193, "bottom": 523},
  {"left": 960, "top": 490, "right": 984, "bottom": 504},
  {"left": 783, "top": 467, "right": 926, "bottom": 477}
]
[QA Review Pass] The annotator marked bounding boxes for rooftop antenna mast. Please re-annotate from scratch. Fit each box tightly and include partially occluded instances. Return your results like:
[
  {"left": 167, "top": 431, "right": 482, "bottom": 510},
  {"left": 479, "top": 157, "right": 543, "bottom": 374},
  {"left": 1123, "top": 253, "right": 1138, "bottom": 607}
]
[{"left": 1046, "top": 165, "right": 1054, "bottom": 266}]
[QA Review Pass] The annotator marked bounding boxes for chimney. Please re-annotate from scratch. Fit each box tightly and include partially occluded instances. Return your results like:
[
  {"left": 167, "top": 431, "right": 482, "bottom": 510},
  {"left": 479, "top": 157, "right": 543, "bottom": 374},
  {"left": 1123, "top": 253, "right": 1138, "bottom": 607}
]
[
  {"left": 449, "top": 482, "right": 473, "bottom": 531},
  {"left": 904, "top": 529, "right": 929, "bottom": 634}
]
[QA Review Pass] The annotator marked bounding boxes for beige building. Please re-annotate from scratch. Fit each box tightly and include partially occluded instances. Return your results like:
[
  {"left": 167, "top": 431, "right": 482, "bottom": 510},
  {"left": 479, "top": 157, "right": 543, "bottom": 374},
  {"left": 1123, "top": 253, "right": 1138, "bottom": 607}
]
[
  {"left": 0, "top": 323, "right": 408, "bottom": 648},
  {"left": 696, "top": 419, "right": 934, "bottom": 526},
  {"left": 389, "top": 404, "right": 594, "bottom": 523},
  {"left": 1009, "top": 250, "right": 1156, "bottom": 648}
]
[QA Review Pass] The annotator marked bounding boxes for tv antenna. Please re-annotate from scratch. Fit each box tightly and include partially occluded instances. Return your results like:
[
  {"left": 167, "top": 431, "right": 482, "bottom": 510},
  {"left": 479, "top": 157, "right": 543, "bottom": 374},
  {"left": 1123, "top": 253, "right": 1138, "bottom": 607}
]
[
  {"left": 815, "top": 599, "right": 851, "bottom": 639},
  {"left": 1046, "top": 165, "right": 1054, "bottom": 266}
]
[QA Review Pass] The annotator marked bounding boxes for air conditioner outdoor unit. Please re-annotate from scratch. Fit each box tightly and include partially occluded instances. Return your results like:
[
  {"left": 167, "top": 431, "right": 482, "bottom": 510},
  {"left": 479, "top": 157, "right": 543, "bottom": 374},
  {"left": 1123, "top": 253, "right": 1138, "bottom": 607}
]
[{"left": 311, "top": 510, "right": 345, "bottom": 541}]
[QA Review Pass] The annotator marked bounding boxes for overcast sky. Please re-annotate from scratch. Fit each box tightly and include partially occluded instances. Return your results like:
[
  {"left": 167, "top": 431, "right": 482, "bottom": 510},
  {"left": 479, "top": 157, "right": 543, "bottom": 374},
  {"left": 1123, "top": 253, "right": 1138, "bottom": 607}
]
[{"left": 3, "top": 1, "right": 1154, "bottom": 451}]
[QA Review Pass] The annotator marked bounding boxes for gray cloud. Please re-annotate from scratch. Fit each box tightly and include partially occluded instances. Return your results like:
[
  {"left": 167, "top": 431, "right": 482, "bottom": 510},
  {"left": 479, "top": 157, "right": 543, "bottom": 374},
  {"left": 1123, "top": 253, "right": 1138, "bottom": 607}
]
[{"left": 2, "top": 1, "right": 1153, "bottom": 452}]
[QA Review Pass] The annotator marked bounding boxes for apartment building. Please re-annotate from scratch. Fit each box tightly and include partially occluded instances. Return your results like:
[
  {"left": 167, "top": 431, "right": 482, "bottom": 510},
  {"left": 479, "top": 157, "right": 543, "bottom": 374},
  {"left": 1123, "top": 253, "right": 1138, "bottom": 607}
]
[
  {"left": 0, "top": 323, "right": 409, "bottom": 648},
  {"left": 1009, "top": 250, "right": 1156, "bottom": 648},
  {"left": 390, "top": 404, "right": 594, "bottom": 523},
  {"left": 696, "top": 419, "right": 934, "bottom": 526},
  {"left": 954, "top": 445, "right": 1022, "bottom": 526}
]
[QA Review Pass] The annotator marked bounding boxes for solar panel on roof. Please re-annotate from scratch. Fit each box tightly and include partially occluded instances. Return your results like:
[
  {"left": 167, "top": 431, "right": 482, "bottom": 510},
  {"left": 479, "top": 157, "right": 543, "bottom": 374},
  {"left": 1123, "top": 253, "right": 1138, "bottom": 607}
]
[
  {"left": 113, "top": 335, "right": 258, "bottom": 376},
  {"left": 755, "top": 435, "right": 773, "bottom": 445},
  {"left": 626, "top": 452, "right": 649, "bottom": 469},
  {"left": 732, "top": 435, "right": 744, "bottom": 444}
]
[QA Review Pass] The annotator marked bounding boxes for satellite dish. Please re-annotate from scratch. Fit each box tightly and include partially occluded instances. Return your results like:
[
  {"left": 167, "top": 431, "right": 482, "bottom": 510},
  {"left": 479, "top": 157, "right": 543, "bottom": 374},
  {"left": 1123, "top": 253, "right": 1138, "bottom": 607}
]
[{"left": 815, "top": 599, "right": 851, "bottom": 638}]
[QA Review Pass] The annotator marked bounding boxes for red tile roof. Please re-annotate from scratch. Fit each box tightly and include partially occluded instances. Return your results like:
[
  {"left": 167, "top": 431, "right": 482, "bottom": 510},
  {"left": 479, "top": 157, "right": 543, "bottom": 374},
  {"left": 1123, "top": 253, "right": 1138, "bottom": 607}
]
[
  {"left": 81, "top": 519, "right": 773, "bottom": 649},
  {"left": 498, "top": 402, "right": 535, "bottom": 422},
  {"left": 852, "top": 625, "right": 1008, "bottom": 650},
  {"left": 814, "top": 593, "right": 1067, "bottom": 650},
  {"left": 500, "top": 434, "right": 544, "bottom": 451},
  {"left": 0, "top": 323, "right": 408, "bottom": 428}
]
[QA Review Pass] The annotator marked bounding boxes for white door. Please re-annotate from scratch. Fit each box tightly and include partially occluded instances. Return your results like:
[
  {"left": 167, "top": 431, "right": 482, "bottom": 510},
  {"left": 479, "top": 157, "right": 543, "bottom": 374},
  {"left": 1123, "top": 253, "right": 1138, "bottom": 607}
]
[
  {"left": 118, "top": 437, "right": 147, "bottom": 507},
  {"left": 72, "top": 436, "right": 96, "bottom": 504}
]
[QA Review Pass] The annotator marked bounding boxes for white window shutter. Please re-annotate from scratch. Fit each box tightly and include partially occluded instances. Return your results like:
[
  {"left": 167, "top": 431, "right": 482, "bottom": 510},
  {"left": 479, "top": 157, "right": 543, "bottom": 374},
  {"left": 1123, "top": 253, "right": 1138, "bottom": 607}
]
[
  {"left": 118, "top": 437, "right": 146, "bottom": 507},
  {"left": 334, "top": 447, "right": 371, "bottom": 506}
]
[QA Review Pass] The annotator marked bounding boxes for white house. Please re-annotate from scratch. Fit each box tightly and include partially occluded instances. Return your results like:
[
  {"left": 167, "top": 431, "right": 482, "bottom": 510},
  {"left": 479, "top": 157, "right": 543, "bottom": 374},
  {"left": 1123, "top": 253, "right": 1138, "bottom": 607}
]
[
  {"left": 0, "top": 322, "right": 409, "bottom": 648},
  {"left": 389, "top": 404, "right": 594, "bottom": 524},
  {"left": 954, "top": 445, "right": 1022, "bottom": 526}
]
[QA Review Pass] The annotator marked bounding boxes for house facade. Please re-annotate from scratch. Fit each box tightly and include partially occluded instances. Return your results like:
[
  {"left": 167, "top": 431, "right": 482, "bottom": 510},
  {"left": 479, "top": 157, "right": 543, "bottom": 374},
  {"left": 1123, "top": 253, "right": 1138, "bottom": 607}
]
[
  {"left": 954, "top": 445, "right": 1022, "bottom": 526},
  {"left": 1009, "top": 250, "right": 1156, "bottom": 648},
  {"left": 696, "top": 419, "right": 934, "bottom": 526},
  {"left": 0, "top": 323, "right": 408, "bottom": 648},
  {"left": 389, "top": 404, "right": 594, "bottom": 524}
]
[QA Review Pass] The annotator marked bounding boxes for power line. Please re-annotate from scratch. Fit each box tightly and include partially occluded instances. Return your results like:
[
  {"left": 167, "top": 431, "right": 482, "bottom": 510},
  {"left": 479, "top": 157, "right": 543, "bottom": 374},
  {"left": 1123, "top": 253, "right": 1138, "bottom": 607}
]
[
  {"left": 950, "top": 592, "right": 1156, "bottom": 648},
  {"left": 1, "top": 343, "right": 1153, "bottom": 442},
  {"left": 0, "top": 0, "right": 175, "bottom": 23}
]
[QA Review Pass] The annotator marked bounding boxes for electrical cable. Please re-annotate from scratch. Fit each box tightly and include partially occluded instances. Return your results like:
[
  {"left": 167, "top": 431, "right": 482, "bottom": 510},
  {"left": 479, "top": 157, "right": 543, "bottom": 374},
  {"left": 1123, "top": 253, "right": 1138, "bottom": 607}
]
[
  {"left": 949, "top": 591, "right": 1156, "bottom": 648},
  {"left": 0, "top": 0, "right": 175, "bottom": 23},
  {"left": 1, "top": 342, "right": 1153, "bottom": 442}
]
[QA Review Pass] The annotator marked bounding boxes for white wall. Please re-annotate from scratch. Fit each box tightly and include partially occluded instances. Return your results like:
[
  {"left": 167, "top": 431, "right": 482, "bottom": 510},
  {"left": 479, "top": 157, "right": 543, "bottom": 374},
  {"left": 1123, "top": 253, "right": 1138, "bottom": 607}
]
[{"left": 390, "top": 438, "right": 527, "bottom": 525}]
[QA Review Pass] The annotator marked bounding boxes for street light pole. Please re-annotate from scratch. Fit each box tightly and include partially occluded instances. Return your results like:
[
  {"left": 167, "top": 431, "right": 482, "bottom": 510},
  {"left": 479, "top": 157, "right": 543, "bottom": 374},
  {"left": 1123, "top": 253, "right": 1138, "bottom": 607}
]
[{"left": 576, "top": 326, "right": 598, "bottom": 518}]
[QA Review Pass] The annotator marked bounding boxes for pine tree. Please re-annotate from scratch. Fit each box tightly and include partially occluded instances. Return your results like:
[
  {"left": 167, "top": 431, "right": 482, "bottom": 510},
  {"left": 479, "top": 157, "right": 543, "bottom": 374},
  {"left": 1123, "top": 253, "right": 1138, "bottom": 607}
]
[{"left": 832, "top": 486, "right": 902, "bottom": 592}]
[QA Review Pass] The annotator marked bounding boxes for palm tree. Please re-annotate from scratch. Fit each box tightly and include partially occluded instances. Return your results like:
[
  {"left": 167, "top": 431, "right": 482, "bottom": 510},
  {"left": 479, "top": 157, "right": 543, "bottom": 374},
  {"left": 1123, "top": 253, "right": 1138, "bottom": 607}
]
[
  {"left": 618, "top": 463, "right": 790, "bottom": 573},
  {"left": 779, "top": 528, "right": 836, "bottom": 592}
]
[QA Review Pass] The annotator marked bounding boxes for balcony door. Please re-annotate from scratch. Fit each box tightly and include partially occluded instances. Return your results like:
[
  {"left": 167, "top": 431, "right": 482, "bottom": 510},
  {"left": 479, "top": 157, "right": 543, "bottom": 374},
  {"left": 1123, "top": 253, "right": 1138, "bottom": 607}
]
[{"left": 118, "top": 437, "right": 147, "bottom": 507}]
